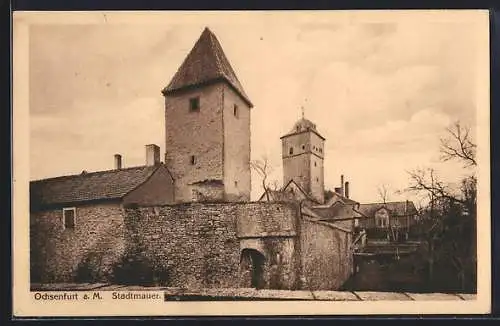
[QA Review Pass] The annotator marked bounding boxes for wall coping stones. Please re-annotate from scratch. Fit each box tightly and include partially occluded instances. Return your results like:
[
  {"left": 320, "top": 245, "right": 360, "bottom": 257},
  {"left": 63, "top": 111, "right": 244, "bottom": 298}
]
[
  {"left": 237, "top": 231, "right": 297, "bottom": 239},
  {"left": 124, "top": 201, "right": 299, "bottom": 209}
]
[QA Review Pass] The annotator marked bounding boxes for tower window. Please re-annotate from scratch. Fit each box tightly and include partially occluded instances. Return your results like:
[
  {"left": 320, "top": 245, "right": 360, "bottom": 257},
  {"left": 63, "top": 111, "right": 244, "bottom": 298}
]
[
  {"left": 314, "top": 161, "right": 317, "bottom": 167},
  {"left": 302, "top": 145, "right": 305, "bottom": 150},
  {"left": 289, "top": 147, "right": 294, "bottom": 155},
  {"left": 62, "top": 208, "right": 76, "bottom": 230},
  {"left": 190, "top": 155, "right": 196, "bottom": 165},
  {"left": 316, "top": 177, "right": 319, "bottom": 182},
  {"left": 233, "top": 104, "right": 239, "bottom": 118},
  {"left": 189, "top": 97, "right": 200, "bottom": 112}
]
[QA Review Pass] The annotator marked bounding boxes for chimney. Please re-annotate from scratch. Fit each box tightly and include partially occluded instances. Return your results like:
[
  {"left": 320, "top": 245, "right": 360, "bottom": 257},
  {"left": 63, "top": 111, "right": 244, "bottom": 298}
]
[
  {"left": 114, "top": 154, "right": 122, "bottom": 170},
  {"left": 146, "top": 144, "right": 161, "bottom": 166},
  {"left": 345, "top": 181, "right": 350, "bottom": 199},
  {"left": 340, "top": 174, "right": 345, "bottom": 196}
]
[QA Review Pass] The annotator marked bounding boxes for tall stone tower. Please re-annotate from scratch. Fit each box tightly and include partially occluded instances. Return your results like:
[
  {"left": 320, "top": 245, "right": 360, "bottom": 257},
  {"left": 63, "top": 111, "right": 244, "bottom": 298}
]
[
  {"left": 162, "top": 27, "right": 253, "bottom": 203},
  {"left": 281, "top": 117, "right": 325, "bottom": 204}
]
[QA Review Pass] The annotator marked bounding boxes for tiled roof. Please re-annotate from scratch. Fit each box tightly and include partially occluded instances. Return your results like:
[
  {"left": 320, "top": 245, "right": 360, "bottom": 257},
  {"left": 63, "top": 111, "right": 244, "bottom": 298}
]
[
  {"left": 301, "top": 206, "right": 352, "bottom": 233},
  {"left": 358, "top": 201, "right": 418, "bottom": 217},
  {"left": 257, "top": 179, "right": 321, "bottom": 204},
  {"left": 322, "top": 192, "right": 358, "bottom": 206},
  {"left": 311, "top": 200, "right": 364, "bottom": 220},
  {"left": 30, "top": 165, "right": 163, "bottom": 207},
  {"left": 162, "top": 27, "right": 253, "bottom": 107}
]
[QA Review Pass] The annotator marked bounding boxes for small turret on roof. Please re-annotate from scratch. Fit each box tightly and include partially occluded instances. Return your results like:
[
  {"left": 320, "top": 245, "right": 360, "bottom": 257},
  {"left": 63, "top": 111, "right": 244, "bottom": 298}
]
[{"left": 162, "top": 27, "right": 253, "bottom": 108}]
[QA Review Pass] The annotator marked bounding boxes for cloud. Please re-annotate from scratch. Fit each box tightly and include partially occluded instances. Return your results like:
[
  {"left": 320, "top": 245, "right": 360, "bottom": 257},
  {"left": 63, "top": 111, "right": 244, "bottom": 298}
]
[
  {"left": 30, "top": 96, "right": 164, "bottom": 179},
  {"left": 28, "top": 15, "right": 482, "bottom": 205}
]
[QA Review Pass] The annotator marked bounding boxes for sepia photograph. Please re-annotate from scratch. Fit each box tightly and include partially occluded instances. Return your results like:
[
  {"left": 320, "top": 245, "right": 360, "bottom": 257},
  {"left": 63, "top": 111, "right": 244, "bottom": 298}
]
[{"left": 12, "top": 10, "right": 490, "bottom": 316}]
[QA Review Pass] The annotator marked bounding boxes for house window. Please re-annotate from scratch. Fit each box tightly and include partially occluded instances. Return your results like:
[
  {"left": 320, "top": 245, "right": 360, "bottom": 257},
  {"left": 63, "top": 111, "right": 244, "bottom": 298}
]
[
  {"left": 62, "top": 208, "right": 76, "bottom": 230},
  {"left": 233, "top": 104, "right": 239, "bottom": 118},
  {"left": 190, "top": 155, "right": 196, "bottom": 165},
  {"left": 289, "top": 147, "right": 293, "bottom": 155},
  {"left": 189, "top": 97, "right": 200, "bottom": 112},
  {"left": 234, "top": 180, "right": 238, "bottom": 187}
]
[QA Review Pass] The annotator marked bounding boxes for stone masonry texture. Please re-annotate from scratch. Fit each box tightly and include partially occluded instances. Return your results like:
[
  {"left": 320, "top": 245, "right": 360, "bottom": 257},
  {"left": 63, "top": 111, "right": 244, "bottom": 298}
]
[
  {"left": 164, "top": 83, "right": 225, "bottom": 203},
  {"left": 222, "top": 84, "right": 251, "bottom": 202},
  {"left": 123, "top": 202, "right": 301, "bottom": 290},
  {"left": 123, "top": 201, "right": 352, "bottom": 291},
  {"left": 300, "top": 219, "right": 353, "bottom": 290},
  {"left": 164, "top": 81, "right": 251, "bottom": 203},
  {"left": 30, "top": 202, "right": 126, "bottom": 283},
  {"left": 31, "top": 201, "right": 353, "bottom": 290}
]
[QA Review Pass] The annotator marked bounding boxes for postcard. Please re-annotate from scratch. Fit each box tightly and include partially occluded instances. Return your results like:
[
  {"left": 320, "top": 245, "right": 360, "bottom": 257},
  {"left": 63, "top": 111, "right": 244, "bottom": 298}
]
[{"left": 12, "top": 10, "right": 491, "bottom": 317}]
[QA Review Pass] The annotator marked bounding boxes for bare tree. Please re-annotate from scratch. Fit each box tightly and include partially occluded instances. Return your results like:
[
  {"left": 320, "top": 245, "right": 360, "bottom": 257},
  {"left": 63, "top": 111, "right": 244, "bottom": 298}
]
[
  {"left": 377, "top": 184, "right": 390, "bottom": 203},
  {"left": 406, "top": 168, "right": 464, "bottom": 205},
  {"left": 440, "top": 121, "right": 477, "bottom": 167},
  {"left": 402, "top": 121, "right": 477, "bottom": 292},
  {"left": 250, "top": 155, "right": 275, "bottom": 201}
]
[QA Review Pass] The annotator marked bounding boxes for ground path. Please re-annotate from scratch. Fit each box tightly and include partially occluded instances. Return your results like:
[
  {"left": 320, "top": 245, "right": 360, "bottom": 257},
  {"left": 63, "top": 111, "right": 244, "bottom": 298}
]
[{"left": 31, "top": 283, "right": 476, "bottom": 301}]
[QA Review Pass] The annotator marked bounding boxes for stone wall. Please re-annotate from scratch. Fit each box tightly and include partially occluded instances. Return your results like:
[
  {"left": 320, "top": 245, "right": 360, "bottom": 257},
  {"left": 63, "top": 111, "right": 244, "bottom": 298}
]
[
  {"left": 31, "top": 199, "right": 353, "bottom": 290},
  {"left": 236, "top": 202, "right": 299, "bottom": 237},
  {"left": 236, "top": 202, "right": 300, "bottom": 289},
  {"left": 30, "top": 201, "right": 126, "bottom": 283},
  {"left": 299, "top": 219, "right": 353, "bottom": 290},
  {"left": 123, "top": 202, "right": 300, "bottom": 290}
]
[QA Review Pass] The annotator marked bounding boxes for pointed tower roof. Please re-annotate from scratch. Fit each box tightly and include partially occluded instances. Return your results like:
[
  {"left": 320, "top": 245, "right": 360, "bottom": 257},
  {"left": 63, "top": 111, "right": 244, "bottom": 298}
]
[{"left": 162, "top": 27, "right": 253, "bottom": 108}]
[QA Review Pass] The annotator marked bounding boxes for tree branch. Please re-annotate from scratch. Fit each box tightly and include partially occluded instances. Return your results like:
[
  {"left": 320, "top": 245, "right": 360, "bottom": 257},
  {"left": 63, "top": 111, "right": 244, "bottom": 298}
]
[{"left": 440, "top": 121, "right": 477, "bottom": 167}]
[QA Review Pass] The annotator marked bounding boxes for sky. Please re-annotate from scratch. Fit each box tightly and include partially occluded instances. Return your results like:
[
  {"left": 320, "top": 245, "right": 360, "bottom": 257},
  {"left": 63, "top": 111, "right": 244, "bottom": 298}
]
[{"left": 27, "top": 11, "right": 486, "bottom": 204}]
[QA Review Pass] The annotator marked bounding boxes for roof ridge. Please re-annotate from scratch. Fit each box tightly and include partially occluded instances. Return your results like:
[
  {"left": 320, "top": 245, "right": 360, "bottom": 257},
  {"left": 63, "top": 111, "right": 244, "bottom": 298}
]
[
  {"left": 162, "top": 27, "right": 253, "bottom": 107},
  {"left": 30, "top": 164, "right": 159, "bottom": 183},
  {"left": 361, "top": 200, "right": 413, "bottom": 205},
  {"left": 208, "top": 29, "right": 225, "bottom": 78}
]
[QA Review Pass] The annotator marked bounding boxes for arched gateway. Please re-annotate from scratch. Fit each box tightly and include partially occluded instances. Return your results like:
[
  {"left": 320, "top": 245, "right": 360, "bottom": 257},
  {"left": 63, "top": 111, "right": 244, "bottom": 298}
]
[{"left": 239, "top": 249, "right": 266, "bottom": 289}]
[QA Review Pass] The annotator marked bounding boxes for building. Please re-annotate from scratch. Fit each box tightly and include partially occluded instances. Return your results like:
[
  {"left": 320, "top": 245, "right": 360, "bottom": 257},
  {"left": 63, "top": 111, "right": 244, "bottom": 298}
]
[
  {"left": 30, "top": 27, "right": 358, "bottom": 290},
  {"left": 358, "top": 201, "right": 419, "bottom": 242},
  {"left": 281, "top": 117, "right": 325, "bottom": 204},
  {"left": 162, "top": 27, "right": 252, "bottom": 203},
  {"left": 29, "top": 145, "right": 175, "bottom": 282}
]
